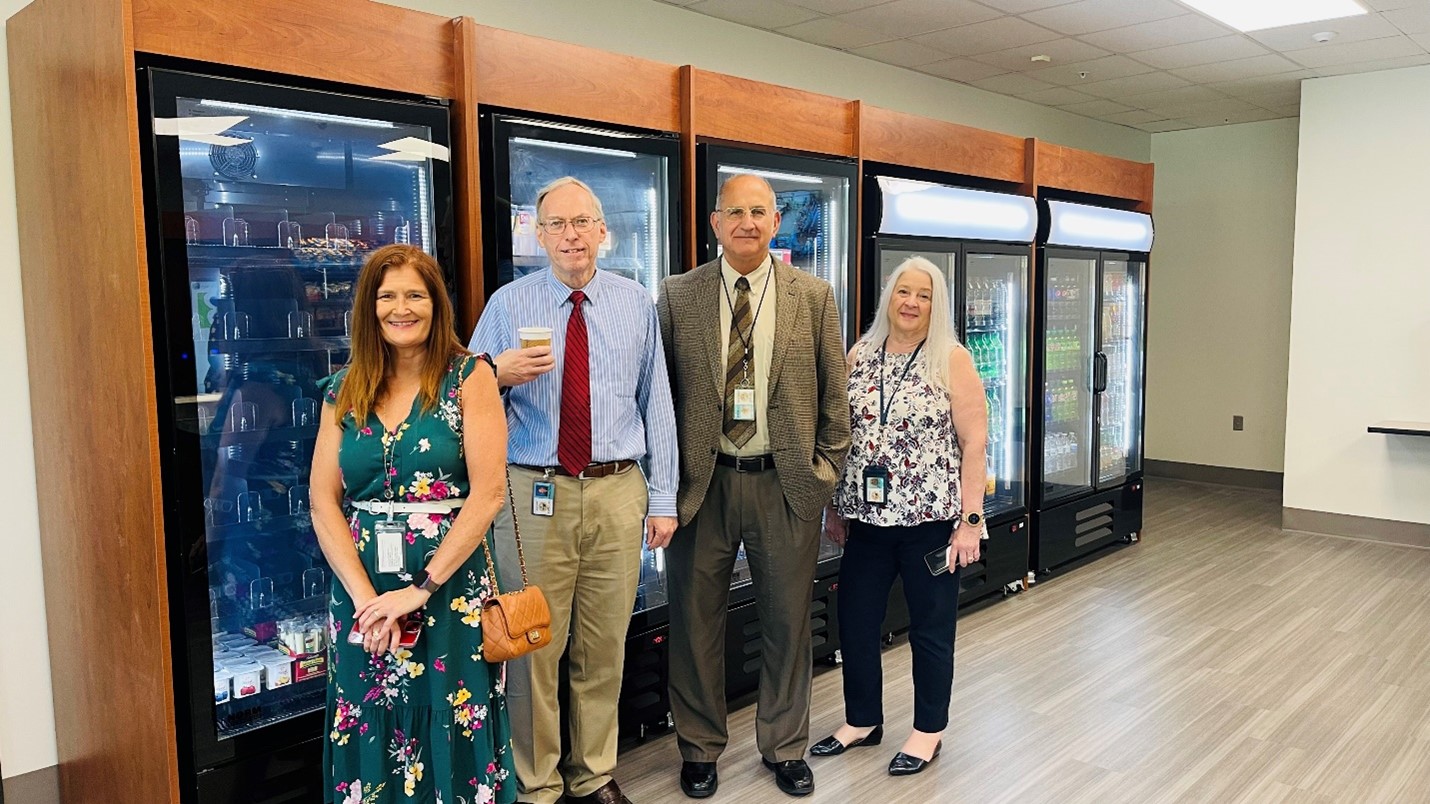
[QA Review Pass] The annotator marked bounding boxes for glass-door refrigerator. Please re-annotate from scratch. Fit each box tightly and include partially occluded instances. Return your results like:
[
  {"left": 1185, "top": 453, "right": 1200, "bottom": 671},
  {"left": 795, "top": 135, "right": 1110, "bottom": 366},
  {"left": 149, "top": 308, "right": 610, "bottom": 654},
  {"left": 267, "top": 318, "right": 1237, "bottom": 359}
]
[
  {"left": 139, "top": 66, "right": 453, "bottom": 802},
  {"left": 1031, "top": 199, "right": 1153, "bottom": 575},
  {"left": 863, "top": 174, "right": 1035, "bottom": 620},
  {"left": 478, "top": 110, "right": 682, "bottom": 743}
]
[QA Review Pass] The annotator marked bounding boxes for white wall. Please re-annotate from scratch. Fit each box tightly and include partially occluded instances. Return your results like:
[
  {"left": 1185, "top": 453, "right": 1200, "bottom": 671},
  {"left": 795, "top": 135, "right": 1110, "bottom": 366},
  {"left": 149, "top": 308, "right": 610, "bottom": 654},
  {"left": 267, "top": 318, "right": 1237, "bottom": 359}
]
[
  {"left": 1146, "top": 119, "right": 1299, "bottom": 473},
  {"left": 0, "top": 0, "right": 1153, "bottom": 779},
  {"left": 1284, "top": 66, "right": 1430, "bottom": 523}
]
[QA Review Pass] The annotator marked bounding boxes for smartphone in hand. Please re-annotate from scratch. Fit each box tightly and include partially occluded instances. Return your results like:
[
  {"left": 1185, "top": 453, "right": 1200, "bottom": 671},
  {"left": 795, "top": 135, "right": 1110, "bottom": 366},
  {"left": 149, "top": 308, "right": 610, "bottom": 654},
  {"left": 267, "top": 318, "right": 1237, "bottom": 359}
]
[
  {"left": 924, "top": 545, "right": 953, "bottom": 576},
  {"left": 348, "top": 615, "right": 423, "bottom": 648}
]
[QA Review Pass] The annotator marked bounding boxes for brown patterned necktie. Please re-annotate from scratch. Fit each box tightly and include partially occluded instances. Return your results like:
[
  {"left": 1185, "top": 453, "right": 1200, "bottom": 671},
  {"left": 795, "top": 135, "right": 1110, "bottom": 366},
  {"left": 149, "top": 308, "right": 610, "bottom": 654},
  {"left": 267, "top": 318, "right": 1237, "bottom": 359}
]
[{"left": 724, "top": 276, "right": 755, "bottom": 447}]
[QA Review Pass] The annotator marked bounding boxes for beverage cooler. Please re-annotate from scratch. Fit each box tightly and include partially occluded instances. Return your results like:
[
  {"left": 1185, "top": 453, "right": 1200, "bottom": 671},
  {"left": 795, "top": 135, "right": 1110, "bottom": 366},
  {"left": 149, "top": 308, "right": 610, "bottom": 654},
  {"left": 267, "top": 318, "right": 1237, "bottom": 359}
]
[
  {"left": 138, "top": 67, "right": 453, "bottom": 801},
  {"left": 1031, "top": 199, "right": 1153, "bottom": 574},
  {"left": 862, "top": 174, "right": 1035, "bottom": 620},
  {"left": 477, "top": 110, "right": 683, "bottom": 743}
]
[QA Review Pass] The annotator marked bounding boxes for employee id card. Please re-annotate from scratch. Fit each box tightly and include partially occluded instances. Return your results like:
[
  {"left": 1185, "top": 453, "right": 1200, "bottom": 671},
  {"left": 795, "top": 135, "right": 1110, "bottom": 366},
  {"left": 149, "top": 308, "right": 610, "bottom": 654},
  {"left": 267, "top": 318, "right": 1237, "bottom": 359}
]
[
  {"left": 375, "top": 521, "right": 407, "bottom": 574},
  {"left": 532, "top": 479, "right": 555, "bottom": 517},
  {"left": 732, "top": 383, "right": 757, "bottom": 422},
  {"left": 863, "top": 465, "right": 890, "bottom": 506}
]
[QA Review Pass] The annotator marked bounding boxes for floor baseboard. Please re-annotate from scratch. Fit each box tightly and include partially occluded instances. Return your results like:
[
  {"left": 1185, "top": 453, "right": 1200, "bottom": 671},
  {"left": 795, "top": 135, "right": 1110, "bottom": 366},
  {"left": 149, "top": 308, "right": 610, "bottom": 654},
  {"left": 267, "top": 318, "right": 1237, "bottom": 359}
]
[
  {"left": 1283, "top": 507, "right": 1430, "bottom": 550},
  {"left": 1144, "top": 459, "right": 1283, "bottom": 491},
  {"left": 2, "top": 765, "right": 59, "bottom": 804}
]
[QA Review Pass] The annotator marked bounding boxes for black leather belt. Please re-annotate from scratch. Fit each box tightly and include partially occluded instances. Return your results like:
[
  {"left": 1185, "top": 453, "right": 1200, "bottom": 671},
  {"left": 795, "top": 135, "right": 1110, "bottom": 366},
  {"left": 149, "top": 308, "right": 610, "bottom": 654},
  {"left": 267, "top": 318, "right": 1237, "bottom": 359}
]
[
  {"left": 716, "top": 453, "right": 776, "bottom": 473},
  {"left": 516, "top": 459, "right": 636, "bottom": 479}
]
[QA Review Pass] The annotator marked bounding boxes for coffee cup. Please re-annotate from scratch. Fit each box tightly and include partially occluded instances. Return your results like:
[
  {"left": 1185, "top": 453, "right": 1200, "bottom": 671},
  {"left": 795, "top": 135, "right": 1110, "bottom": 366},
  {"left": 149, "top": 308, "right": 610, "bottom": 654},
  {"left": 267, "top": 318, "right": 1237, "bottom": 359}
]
[{"left": 518, "top": 326, "right": 553, "bottom": 349}]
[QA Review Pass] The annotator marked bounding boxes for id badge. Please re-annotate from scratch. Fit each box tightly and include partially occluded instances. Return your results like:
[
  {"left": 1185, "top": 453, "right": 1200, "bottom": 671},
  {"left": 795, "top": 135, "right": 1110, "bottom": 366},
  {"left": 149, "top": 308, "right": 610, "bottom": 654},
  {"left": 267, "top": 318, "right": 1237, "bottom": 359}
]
[
  {"left": 862, "top": 465, "right": 890, "bottom": 506},
  {"left": 375, "top": 521, "right": 407, "bottom": 574},
  {"left": 732, "top": 384, "right": 757, "bottom": 422},
  {"left": 532, "top": 479, "right": 555, "bottom": 517}
]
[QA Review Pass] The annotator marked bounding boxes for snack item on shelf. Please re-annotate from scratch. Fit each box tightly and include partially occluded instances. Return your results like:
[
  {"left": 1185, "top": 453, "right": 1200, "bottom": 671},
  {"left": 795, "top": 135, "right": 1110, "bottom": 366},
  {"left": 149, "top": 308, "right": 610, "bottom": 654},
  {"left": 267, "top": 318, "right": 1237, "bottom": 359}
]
[{"left": 213, "top": 668, "right": 234, "bottom": 704}]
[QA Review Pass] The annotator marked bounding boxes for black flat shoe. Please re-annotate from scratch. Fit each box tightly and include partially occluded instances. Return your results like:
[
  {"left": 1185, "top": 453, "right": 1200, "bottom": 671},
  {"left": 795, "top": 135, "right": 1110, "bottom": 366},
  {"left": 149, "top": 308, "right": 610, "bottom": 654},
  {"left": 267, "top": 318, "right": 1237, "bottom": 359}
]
[
  {"left": 762, "top": 758, "right": 815, "bottom": 797},
  {"left": 888, "top": 741, "right": 942, "bottom": 776},
  {"left": 679, "top": 761, "right": 718, "bottom": 799},
  {"left": 809, "top": 724, "right": 884, "bottom": 757}
]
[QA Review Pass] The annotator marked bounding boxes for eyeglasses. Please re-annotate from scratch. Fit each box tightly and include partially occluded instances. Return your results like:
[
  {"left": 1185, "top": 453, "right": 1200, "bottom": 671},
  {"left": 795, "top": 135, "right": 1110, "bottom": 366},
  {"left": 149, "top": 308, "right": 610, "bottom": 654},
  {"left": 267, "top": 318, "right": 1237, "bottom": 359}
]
[
  {"left": 720, "top": 206, "right": 771, "bottom": 222},
  {"left": 538, "top": 216, "right": 602, "bottom": 235}
]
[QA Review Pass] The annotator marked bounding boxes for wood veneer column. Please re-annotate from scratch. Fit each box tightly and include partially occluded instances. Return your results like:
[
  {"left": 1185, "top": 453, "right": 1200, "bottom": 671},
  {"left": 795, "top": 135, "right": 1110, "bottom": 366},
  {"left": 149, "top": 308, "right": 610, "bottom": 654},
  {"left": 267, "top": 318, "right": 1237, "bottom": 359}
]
[{"left": 453, "top": 18, "right": 484, "bottom": 334}]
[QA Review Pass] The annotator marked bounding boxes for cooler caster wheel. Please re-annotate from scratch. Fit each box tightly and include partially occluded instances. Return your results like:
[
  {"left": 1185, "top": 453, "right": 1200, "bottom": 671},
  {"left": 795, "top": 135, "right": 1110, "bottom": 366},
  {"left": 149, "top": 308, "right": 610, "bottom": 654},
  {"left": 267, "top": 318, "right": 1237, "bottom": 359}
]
[
  {"left": 1003, "top": 581, "right": 1023, "bottom": 596},
  {"left": 882, "top": 633, "right": 895, "bottom": 647},
  {"left": 832, "top": 649, "right": 843, "bottom": 666}
]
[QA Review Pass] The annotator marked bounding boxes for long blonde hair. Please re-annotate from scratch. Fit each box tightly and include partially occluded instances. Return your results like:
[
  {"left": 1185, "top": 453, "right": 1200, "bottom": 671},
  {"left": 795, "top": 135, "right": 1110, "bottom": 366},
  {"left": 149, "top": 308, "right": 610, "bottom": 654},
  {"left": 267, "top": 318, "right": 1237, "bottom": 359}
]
[
  {"left": 334, "top": 245, "right": 467, "bottom": 428},
  {"left": 859, "top": 256, "right": 958, "bottom": 392}
]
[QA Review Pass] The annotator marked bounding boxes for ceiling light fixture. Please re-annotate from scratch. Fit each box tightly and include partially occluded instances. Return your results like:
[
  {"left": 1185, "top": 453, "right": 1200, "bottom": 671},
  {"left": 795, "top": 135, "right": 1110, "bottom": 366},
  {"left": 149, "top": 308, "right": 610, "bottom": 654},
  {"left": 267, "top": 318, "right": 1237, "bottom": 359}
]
[
  {"left": 1176, "top": 0, "right": 1366, "bottom": 33},
  {"left": 1031, "top": 54, "right": 1051, "bottom": 63},
  {"left": 1312, "top": 31, "right": 1338, "bottom": 43}
]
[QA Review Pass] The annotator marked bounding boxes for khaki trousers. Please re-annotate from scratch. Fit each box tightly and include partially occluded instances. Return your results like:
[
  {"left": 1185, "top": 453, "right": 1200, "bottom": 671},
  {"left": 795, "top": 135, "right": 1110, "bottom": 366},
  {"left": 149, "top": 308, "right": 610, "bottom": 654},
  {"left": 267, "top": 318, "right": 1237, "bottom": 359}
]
[
  {"left": 666, "top": 464, "right": 821, "bottom": 763},
  {"left": 493, "top": 464, "right": 647, "bottom": 804}
]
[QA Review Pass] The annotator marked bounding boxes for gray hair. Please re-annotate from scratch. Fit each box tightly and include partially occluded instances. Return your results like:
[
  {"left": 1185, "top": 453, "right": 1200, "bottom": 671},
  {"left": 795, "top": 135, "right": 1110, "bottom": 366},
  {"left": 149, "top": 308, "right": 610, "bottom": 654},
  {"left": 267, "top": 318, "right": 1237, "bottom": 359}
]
[
  {"left": 715, "top": 173, "right": 776, "bottom": 212},
  {"left": 859, "top": 256, "right": 957, "bottom": 393},
  {"left": 535, "top": 176, "right": 606, "bottom": 221}
]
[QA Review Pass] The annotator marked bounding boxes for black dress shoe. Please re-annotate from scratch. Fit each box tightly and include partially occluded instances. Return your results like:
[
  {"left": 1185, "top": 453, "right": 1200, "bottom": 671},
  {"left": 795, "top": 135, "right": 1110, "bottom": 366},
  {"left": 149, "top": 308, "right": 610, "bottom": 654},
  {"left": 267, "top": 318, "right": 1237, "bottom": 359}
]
[
  {"left": 565, "top": 779, "right": 632, "bottom": 804},
  {"left": 888, "top": 741, "right": 942, "bottom": 776},
  {"left": 809, "top": 724, "right": 884, "bottom": 757},
  {"left": 762, "top": 758, "right": 814, "bottom": 797},
  {"left": 679, "top": 761, "right": 718, "bottom": 798}
]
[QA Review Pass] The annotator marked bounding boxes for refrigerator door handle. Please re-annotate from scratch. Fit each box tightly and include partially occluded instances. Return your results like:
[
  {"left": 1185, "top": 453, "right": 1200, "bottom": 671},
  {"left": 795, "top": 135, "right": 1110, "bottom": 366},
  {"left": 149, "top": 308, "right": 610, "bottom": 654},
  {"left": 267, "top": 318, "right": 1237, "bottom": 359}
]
[{"left": 1093, "top": 351, "right": 1108, "bottom": 394}]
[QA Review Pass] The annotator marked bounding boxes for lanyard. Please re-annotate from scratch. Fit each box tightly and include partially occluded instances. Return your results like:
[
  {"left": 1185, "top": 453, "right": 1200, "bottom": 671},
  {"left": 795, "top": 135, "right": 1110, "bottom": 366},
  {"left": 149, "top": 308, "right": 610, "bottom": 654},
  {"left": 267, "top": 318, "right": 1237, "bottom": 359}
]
[
  {"left": 719, "top": 258, "right": 775, "bottom": 383},
  {"left": 878, "top": 338, "right": 925, "bottom": 427}
]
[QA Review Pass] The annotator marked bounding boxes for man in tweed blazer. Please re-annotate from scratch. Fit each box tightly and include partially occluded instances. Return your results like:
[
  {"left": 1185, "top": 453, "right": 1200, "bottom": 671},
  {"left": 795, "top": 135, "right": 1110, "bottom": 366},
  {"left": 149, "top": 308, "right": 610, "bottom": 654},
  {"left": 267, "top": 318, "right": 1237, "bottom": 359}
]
[{"left": 656, "top": 173, "right": 850, "bottom": 799}]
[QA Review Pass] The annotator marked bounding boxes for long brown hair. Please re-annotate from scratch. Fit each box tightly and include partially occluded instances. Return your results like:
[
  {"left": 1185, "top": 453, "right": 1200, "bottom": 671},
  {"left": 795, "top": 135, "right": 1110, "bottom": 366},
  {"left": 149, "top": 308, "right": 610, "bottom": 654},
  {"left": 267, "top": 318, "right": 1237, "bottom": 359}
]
[{"left": 334, "top": 244, "right": 467, "bottom": 428}]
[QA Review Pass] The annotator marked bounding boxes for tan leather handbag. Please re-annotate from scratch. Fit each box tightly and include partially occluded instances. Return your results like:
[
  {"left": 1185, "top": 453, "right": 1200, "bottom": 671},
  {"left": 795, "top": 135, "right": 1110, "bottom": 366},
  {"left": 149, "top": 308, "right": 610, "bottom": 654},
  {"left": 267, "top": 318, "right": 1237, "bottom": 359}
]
[{"left": 480, "top": 472, "right": 552, "bottom": 663}]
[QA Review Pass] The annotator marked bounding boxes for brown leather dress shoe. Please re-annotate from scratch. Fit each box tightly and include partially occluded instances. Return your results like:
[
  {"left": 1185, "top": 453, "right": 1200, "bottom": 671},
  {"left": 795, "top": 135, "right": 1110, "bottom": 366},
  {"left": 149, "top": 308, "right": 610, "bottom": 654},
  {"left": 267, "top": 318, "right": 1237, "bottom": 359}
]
[{"left": 565, "top": 779, "right": 633, "bottom": 804}]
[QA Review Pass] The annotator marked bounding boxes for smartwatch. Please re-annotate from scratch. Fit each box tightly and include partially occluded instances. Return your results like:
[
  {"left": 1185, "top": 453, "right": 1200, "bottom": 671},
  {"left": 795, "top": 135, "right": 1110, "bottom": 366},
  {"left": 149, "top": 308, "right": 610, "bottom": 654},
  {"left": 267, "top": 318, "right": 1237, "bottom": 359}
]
[
  {"left": 411, "top": 569, "right": 441, "bottom": 593},
  {"left": 961, "top": 511, "right": 983, "bottom": 528}
]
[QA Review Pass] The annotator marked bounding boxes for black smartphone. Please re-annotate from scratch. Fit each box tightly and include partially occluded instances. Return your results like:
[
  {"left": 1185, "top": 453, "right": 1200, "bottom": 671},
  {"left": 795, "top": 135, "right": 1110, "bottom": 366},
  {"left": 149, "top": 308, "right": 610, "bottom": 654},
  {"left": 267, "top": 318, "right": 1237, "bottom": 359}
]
[{"left": 924, "top": 544, "right": 952, "bottom": 576}]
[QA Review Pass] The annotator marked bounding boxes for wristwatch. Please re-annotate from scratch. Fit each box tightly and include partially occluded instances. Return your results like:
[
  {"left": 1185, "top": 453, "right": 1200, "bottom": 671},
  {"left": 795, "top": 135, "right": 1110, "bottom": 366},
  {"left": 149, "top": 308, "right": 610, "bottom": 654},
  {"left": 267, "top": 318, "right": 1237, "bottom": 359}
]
[
  {"left": 411, "top": 569, "right": 441, "bottom": 593},
  {"left": 961, "top": 511, "right": 983, "bottom": 528}
]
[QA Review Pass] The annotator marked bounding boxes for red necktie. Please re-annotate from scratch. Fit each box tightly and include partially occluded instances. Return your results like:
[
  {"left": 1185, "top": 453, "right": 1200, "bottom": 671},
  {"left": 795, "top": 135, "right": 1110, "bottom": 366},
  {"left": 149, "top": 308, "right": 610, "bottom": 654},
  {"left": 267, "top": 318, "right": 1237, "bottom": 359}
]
[{"left": 557, "top": 290, "right": 591, "bottom": 476}]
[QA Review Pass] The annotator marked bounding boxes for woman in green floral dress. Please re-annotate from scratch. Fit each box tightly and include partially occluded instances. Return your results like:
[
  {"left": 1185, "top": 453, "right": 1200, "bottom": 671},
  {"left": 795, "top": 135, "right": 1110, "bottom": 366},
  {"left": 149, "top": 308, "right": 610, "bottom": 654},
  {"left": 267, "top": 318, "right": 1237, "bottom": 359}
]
[{"left": 311, "top": 244, "right": 515, "bottom": 804}]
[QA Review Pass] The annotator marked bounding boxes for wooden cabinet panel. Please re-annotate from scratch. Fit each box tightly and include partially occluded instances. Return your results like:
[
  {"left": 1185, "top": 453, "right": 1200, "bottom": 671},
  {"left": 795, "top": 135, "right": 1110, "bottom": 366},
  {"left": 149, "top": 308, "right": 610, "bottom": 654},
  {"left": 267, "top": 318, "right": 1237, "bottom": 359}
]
[
  {"left": 688, "top": 69, "right": 856, "bottom": 157},
  {"left": 132, "top": 0, "right": 455, "bottom": 99},
  {"left": 1035, "top": 141, "right": 1154, "bottom": 209},
  {"left": 474, "top": 26, "right": 680, "bottom": 133},
  {"left": 453, "top": 18, "right": 484, "bottom": 334},
  {"left": 861, "top": 105, "right": 1025, "bottom": 184}
]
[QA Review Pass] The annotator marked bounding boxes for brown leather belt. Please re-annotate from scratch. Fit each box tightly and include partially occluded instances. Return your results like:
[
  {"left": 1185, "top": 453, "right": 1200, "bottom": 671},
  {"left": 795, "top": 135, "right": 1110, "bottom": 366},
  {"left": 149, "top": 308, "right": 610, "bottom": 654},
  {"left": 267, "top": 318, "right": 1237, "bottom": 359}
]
[
  {"left": 716, "top": 453, "right": 776, "bottom": 473},
  {"left": 516, "top": 459, "right": 637, "bottom": 479}
]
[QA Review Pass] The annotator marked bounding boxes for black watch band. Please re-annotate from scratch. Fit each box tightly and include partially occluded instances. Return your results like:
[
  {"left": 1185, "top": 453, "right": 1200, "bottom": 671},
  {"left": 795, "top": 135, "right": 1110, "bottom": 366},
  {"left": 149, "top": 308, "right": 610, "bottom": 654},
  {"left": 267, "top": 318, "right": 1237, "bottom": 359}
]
[{"left": 412, "top": 569, "right": 441, "bottom": 593}]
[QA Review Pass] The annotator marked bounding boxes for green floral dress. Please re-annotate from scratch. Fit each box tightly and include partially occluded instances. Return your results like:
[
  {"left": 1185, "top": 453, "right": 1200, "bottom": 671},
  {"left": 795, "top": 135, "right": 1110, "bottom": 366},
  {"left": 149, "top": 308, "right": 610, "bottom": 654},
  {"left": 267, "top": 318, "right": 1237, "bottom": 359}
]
[{"left": 321, "top": 354, "right": 515, "bottom": 804}]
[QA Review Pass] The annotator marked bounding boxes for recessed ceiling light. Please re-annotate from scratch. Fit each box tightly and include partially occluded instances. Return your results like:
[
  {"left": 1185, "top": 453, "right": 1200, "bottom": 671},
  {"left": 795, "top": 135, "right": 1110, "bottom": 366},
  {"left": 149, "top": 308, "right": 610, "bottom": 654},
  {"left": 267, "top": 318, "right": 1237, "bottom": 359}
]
[{"left": 1177, "top": 0, "right": 1367, "bottom": 33}]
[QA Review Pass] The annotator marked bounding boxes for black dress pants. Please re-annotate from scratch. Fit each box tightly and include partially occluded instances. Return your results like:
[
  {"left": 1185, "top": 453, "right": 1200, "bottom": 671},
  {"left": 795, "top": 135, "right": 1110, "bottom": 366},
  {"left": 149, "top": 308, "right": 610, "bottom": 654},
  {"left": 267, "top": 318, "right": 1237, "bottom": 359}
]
[{"left": 837, "top": 518, "right": 961, "bottom": 733}]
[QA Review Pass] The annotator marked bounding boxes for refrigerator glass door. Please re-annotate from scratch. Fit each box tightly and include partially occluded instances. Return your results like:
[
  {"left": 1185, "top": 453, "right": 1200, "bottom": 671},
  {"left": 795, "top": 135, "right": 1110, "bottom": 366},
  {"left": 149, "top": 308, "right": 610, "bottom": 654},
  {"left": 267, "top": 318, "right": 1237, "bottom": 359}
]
[
  {"left": 1097, "top": 257, "right": 1146, "bottom": 486},
  {"left": 147, "top": 68, "right": 450, "bottom": 749},
  {"left": 966, "top": 250, "right": 1029, "bottom": 519},
  {"left": 498, "top": 122, "right": 674, "bottom": 298},
  {"left": 878, "top": 244, "right": 955, "bottom": 290},
  {"left": 1042, "top": 255, "right": 1097, "bottom": 505}
]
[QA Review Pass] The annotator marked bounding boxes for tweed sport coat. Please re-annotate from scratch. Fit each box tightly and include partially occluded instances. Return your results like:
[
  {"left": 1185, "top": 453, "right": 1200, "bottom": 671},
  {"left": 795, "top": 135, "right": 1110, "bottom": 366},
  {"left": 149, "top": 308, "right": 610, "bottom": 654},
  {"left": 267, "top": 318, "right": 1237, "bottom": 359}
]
[{"left": 657, "top": 258, "right": 851, "bottom": 526}]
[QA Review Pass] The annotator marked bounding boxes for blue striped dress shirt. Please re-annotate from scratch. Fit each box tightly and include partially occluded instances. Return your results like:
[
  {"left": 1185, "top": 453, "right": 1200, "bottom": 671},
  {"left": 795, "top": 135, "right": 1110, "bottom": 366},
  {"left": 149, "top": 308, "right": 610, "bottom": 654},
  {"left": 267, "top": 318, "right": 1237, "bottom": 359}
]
[{"left": 469, "top": 268, "right": 679, "bottom": 517}]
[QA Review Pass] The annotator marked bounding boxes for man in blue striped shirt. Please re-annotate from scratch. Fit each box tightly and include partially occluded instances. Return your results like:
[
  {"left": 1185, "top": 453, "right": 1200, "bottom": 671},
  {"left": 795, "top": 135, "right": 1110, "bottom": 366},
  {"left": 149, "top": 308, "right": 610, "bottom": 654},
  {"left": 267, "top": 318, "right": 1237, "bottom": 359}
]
[{"left": 470, "top": 176, "right": 677, "bottom": 804}]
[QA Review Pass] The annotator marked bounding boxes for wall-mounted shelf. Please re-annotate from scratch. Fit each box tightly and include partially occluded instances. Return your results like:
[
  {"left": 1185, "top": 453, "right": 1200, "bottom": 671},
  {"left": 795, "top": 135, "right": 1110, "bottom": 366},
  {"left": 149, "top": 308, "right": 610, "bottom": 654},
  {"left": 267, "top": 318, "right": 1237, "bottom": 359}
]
[{"left": 1368, "top": 421, "right": 1430, "bottom": 437}]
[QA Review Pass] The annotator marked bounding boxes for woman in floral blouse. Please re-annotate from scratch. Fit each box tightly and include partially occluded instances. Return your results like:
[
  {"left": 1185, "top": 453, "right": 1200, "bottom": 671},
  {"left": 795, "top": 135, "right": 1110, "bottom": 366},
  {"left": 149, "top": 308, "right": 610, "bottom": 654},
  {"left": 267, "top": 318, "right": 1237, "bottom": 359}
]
[
  {"left": 311, "top": 244, "right": 516, "bottom": 803},
  {"left": 816, "top": 256, "right": 989, "bottom": 777}
]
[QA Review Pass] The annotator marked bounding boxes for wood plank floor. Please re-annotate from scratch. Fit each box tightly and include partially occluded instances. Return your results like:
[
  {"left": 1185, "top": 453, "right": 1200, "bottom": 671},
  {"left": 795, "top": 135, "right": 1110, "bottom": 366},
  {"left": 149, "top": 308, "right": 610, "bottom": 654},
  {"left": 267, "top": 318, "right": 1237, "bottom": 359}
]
[{"left": 613, "top": 479, "right": 1430, "bottom": 804}]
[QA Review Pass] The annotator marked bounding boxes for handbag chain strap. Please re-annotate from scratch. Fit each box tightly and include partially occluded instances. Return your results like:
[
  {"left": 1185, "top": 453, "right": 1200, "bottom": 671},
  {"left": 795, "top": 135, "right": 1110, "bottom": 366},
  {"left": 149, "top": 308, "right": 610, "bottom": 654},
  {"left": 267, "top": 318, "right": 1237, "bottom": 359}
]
[{"left": 458, "top": 352, "right": 531, "bottom": 596}]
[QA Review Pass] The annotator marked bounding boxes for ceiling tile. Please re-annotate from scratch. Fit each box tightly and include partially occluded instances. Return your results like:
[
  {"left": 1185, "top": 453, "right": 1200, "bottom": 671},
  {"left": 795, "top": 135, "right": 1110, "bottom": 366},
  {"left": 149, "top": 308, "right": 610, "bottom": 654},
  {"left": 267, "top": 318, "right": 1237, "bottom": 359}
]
[
  {"left": 1027, "top": 54, "right": 1158, "bottom": 85},
  {"left": 1138, "top": 97, "right": 1259, "bottom": 119},
  {"left": 974, "top": 0, "right": 1076, "bottom": 12},
  {"left": 656, "top": 0, "right": 703, "bottom": 5},
  {"left": 1361, "top": 0, "right": 1423, "bottom": 10},
  {"left": 687, "top": 0, "right": 821, "bottom": 28},
  {"left": 848, "top": 38, "right": 954, "bottom": 67},
  {"left": 1287, "top": 35, "right": 1425, "bottom": 68},
  {"left": 1169, "top": 53, "right": 1304, "bottom": 84},
  {"left": 917, "top": 57, "right": 1011, "bottom": 83},
  {"left": 1056, "top": 98, "right": 1134, "bottom": 116},
  {"left": 1136, "top": 119, "right": 1196, "bottom": 132},
  {"left": 1079, "top": 14, "right": 1234, "bottom": 53},
  {"left": 778, "top": 16, "right": 893, "bottom": 49},
  {"left": 972, "top": 37, "right": 1111, "bottom": 72},
  {"left": 1129, "top": 35, "right": 1268, "bottom": 70},
  {"left": 1262, "top": 103, "right": 1303, "bottom": 117},
  {"left": 1247, "top": 13, "right": 1403, "bottom": 52},
  {"left": 1312, "top": 52, "right": 1430, "bottom": 75},
  {"left": 1075, "top": 70, "right": 1190, "bottom": 98},
  {"left": 1119, "top": 85, "right": 1227, "bottom": 108},
  {"left": 1179, "top": 108, "right": 1283, "bottom": 128},
  {"left": 785, "top": 0, "right": 891, "bottom": 13},
  {"left": 1237, "top": 89, "right": 1302, "bottom": 108},
  {"left": 1207, "top": 71, "right": 1315, "bottom": 98},
  {"left": 970, "top": 72, "right": 1058, "bottom": 94},
  {"left": 911, "top": 17, "right": 1062, "bottom": 56},
  {"left": 834, "top": 0, "right": 1001, "bottom": 39},
  {"left": 1017, "top": 86, "right": 1100, "bottom": 105},
  {"left": 1385, "top": 6, "right": 1430, "bottom": 34},
  {"left": 1022, "top": 0, "right": 1184, "bottom": 36},
  {"left": 1099, "top": 109, "right": 1166, "bottom": 125}
]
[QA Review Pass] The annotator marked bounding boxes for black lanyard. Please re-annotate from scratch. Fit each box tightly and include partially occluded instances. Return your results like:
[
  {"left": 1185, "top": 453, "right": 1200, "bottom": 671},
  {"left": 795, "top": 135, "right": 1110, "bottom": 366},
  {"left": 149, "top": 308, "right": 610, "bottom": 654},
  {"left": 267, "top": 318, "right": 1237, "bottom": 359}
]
[
  {"left": 719, "top": 258, "right": 775, "bottom": 378},
  {"left": 878, "top": 338, "right": 925, "bottom": 426}
]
